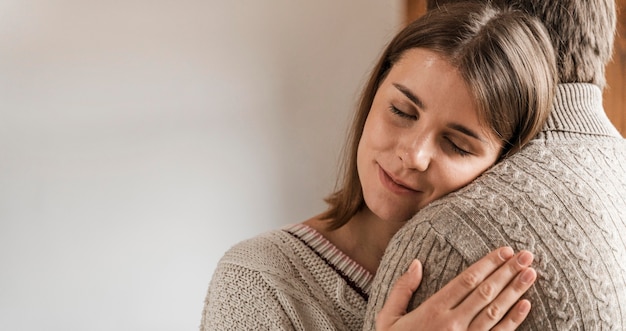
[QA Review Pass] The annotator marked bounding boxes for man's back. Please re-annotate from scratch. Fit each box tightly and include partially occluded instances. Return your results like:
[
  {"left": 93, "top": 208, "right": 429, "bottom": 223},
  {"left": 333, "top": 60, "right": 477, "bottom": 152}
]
[{"left": 364, "top": 83, "right": 626, "bottom": 330}]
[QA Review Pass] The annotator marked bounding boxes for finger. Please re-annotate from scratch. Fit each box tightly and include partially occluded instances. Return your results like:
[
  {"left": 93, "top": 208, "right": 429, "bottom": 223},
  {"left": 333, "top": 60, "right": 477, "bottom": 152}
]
[
  {"left": 429, "top": 247, "right": 514, "bottom": 308},
  {"left": 376, "top": 259, "right": 423, "bottom": 329},
  {"left": 469, "top": 267, "right": 537, "bottom": 330},
  {"left": 456, "top": 250, "right": 534, "bottom": 318},
  {"left": 490, "top": 299, "right": 532, "bottom": 331}
]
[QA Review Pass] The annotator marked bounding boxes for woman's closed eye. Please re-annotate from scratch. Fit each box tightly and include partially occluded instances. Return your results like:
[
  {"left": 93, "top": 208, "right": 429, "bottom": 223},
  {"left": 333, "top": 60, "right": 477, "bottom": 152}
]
[
  {"left": 445, "top": 137, "right": 472, "bottom": 157},
  {"left": 389, "top": 105, "right": 417, "bottom": 120}
]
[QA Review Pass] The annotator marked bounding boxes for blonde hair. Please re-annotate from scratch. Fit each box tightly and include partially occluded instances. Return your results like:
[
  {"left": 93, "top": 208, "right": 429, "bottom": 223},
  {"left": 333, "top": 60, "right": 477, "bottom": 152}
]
[{"left": 320, "top": 3, "right": 556, "bottom": 230}]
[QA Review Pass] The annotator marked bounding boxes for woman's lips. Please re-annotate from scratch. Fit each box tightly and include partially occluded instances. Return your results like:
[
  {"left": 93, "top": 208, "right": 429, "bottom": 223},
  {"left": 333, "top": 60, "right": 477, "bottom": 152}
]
[{"left": 378, "top": 165, "right": 420, "bottom": 195}]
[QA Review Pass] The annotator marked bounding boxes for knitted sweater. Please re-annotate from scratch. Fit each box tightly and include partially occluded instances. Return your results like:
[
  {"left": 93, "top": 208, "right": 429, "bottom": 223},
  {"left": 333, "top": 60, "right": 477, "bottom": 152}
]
[
  {"left": 363, "top": 83, "right": 626, "bottom": 330},
  {"left": 201, "top": 223, "right": 373, "bottom": 330}
]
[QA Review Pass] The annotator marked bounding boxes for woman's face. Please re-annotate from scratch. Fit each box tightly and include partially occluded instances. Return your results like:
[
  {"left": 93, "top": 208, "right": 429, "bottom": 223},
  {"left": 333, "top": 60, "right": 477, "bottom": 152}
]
[{"left": 357, "top": 48, "right": 502, "bottom": 223}]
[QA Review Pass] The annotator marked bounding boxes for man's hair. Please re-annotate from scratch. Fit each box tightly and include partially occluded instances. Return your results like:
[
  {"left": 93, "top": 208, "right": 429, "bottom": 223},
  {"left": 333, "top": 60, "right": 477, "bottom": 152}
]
[
  {"left": 320, "top": 3, "right": 556, "bottom": 230},
  {"left": 428, "top": 0, "right": 617, "bottom": 88}
]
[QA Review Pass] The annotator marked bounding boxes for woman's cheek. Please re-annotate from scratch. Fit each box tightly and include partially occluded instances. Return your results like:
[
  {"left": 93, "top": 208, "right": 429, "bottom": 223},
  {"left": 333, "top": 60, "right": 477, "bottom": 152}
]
[{"left": 366, "top": 114, "right": 395, "bottom": 151}]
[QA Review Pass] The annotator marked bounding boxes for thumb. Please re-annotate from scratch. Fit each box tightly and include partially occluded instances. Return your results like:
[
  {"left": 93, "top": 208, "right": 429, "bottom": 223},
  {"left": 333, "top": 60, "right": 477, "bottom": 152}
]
[{"left": 376, "top": 259, "right": 423, "bottom": 329}]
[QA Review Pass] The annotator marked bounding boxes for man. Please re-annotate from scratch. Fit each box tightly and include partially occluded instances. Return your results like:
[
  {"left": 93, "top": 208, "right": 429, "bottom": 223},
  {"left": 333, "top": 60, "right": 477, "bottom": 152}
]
[{"left": 363, "top": 0, "right": 626, "bottom": 329}]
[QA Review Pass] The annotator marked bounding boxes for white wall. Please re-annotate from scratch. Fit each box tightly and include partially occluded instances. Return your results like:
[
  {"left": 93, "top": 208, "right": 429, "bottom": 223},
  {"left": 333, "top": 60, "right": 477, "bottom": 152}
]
[{"left": 0, "top": 1, "right": 401, "bottom": 330}]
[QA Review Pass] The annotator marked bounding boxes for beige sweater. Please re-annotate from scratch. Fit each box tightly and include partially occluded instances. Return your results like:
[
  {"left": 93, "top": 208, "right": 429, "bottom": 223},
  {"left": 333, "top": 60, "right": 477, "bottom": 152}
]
[
  {"left": 363, "top": 83, "right": 626, "bottom": 330},
  {"left": 201, "top": 223, "right": 373, "bottom": 330}
]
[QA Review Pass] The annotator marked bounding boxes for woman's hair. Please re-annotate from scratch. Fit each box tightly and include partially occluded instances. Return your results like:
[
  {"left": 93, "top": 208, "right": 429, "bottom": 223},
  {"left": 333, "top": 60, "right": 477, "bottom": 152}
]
[
  {"left": 428, "top": 0, "right": 616, "bottom": 88},
  {"left": 320, "top": 2, "right": 557, "bottom": 230}
]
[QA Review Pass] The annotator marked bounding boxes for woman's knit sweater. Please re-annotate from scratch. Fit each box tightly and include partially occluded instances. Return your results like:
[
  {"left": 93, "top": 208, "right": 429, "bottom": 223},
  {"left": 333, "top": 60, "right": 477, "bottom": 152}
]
[
  {"left": 201, "top": 224, "right": 373, "bottom": 330},
  {"left": 363, "top": 83, "right": 626, "bottom": 330}
]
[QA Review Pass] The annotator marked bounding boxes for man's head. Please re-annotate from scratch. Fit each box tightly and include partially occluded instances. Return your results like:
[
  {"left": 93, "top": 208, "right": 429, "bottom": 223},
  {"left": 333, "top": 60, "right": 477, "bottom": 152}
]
[{"left": 428, "top": 0, "right": 616, "bottom": 88}]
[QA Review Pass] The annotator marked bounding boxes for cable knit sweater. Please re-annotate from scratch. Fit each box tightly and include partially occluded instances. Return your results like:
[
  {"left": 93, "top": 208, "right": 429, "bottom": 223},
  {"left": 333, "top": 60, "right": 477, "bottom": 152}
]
[
  {"left": 201, "top": 223, "right": 373, "bottom": 330},
  {"left": 363, "top": 83, "right": 626, "bottom": 330}
]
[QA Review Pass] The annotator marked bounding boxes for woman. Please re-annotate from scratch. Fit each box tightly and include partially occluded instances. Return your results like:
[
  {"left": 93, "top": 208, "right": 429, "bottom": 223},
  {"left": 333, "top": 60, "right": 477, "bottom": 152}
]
[{"left": 201, "top": 3, "right": 556, "bottom": 330}]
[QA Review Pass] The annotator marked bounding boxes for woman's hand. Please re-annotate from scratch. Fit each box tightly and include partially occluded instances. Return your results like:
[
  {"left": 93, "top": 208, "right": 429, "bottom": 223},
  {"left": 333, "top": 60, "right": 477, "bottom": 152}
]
[{"left": 376, "top": 247, "right": 536, "bottom": 331}]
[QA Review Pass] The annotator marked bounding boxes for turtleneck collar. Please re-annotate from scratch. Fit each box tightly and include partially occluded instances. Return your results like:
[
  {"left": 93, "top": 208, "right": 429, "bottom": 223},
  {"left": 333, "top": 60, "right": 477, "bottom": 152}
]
[{"left": 539, "top": 83, "right": 622, "bottom": 139}]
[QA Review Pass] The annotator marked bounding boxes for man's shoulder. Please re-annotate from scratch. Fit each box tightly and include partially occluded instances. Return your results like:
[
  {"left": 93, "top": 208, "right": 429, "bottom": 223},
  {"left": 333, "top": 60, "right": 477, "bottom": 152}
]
[
  {"left": 392, "top": 140, "right": 626, "bottom": 330},
  {"left": 409, "top": 138, "right": 626, "bottom": 250},
  {"left": 447, "top": 139, "right": 626, "bottom": 204}
]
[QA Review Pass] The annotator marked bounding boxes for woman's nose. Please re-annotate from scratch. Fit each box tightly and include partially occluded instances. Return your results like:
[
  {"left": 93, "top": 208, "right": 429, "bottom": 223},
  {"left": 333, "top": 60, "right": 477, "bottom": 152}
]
[{"left": 399, "top": 136, "right": 433, "bottom": 172}]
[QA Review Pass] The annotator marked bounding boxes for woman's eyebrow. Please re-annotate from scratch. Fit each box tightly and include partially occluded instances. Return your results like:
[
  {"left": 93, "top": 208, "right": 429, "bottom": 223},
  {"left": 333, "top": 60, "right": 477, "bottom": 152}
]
[
  {"left": 448, "top": 123, "right": 485, "bottom": 142},
  {"left": 393, "top": 83, "right": 425, "bottom": 109},
  {"left": 394, "top": 82, "right": 485, "bottom": 142}
]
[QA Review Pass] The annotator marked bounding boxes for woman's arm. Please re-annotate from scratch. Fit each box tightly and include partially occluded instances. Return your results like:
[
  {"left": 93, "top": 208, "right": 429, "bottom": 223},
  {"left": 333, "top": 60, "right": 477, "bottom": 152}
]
[{"left": 201, "top": 261, "right": 295, "bottom": 330}]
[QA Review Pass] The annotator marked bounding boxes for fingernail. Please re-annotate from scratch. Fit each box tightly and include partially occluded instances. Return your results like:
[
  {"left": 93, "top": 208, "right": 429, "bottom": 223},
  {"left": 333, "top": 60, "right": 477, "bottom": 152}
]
[
  {"left": 499, "top": 247, "right": 514, "bottom": 260},
  {"left": 519, "top": 300, "right": 531, "bottom": 314},
  {"left": 517, "top": 251, "right": 533, "bottom": 266},
  {"left": 409, "top": 259, "right": 420, "bottom": 273},
  {"left": 520, "top": 268, "right": 535, "bottom": 284}
]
